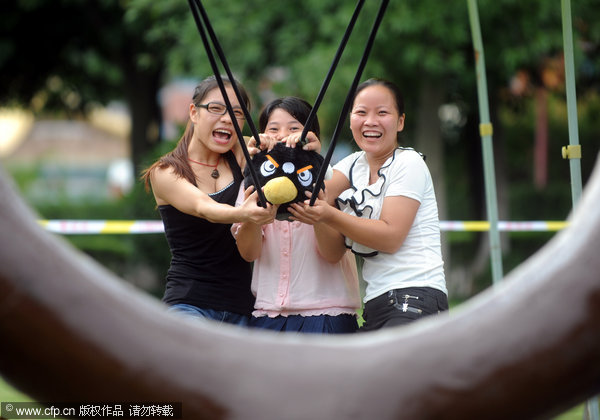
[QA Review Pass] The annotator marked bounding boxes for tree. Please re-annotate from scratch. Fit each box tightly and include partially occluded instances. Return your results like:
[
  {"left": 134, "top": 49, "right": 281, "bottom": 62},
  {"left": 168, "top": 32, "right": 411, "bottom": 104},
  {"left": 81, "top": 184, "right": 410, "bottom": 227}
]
[
  {"left": 2, "top": 0, "right": 598, "bottom": 296},
  {"left": 0, "top": 0, "right": 187, "bottom": 175}
]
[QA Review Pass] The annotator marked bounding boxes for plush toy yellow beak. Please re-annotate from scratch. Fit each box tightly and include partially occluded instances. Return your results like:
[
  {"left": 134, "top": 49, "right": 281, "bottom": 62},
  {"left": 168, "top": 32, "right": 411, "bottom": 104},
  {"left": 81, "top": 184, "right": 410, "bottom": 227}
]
[{"left": 263, "top": 176, "right": 298, "bottom": 204}]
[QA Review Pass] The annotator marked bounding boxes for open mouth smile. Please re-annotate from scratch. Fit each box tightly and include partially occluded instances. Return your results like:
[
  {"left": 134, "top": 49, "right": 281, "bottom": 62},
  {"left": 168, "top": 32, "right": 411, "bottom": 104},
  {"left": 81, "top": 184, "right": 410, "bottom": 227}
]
[
  {"left": 213, "top": 129, "right": 233, "bottom": 144},
  {"left": 362, "top": 131, "right": 382, "bottom": 139}
]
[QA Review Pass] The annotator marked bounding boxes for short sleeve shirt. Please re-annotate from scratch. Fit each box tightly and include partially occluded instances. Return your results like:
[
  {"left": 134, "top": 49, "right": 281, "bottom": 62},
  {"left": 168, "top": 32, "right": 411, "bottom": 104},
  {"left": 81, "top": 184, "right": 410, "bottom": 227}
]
[{"left": 334, "top": 147, "right": 447, "bottom": 302}]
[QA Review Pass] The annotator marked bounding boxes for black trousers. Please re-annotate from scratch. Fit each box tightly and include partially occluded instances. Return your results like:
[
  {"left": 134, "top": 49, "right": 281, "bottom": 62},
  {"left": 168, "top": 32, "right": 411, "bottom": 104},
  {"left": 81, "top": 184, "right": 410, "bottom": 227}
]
[{"left": 360, "top": 287, "right": 448, "bottom": 332}]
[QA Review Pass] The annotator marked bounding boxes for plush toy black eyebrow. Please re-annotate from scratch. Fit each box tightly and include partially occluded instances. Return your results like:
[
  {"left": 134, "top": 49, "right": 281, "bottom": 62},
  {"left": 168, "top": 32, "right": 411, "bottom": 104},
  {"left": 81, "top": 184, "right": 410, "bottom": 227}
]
[
  {"left": 310, "top": 0, "right": 390, "bottom": 206},
  {"left": 265, "top": 155, "right": 279, "bottom": 167},
  {"left": 187, "top": 0, "right": 268, "bottom": 207},
  {"left": 297, "top": 165, "right": 313, "bottom": 173}
]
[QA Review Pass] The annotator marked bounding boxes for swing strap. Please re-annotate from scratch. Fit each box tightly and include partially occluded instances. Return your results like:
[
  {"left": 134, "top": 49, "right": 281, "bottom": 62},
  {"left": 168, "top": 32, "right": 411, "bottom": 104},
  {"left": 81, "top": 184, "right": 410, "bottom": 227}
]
[
  {"left": 187, "top": 0, "right": 267, "bottom": 207},
  {"left": 299, "top": 0, "right": 366, "bottom": 146},
  {"left": 310, "top": 0, "right": 390, "bottom": 205}
]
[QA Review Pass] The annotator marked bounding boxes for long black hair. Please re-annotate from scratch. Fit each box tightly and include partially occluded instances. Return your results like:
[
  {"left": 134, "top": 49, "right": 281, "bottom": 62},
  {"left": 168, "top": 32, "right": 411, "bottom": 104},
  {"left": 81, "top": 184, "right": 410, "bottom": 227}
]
[{"left": 141, "top": 75, "right": 250, "bottom": 189}]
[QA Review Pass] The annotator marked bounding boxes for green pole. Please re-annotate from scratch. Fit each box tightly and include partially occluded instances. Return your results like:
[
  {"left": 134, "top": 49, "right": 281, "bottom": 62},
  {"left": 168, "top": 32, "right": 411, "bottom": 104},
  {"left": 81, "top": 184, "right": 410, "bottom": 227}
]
[
  {"left": 467, "top": 0, "right": 503, "bottom": 284},
  {"left": 561, "top": 3, "right": 596, "bottom": 419},
  {"left": 561, "top": 0, "right": 583, "bottom": 205}
]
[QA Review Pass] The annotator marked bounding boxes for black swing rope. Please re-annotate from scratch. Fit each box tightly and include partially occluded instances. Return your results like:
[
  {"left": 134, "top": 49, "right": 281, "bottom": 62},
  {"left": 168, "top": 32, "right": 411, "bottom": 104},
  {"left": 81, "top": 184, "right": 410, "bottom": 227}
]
[
  {"left": 309, "top": 0, "right": 390, "bottom": 206},
  {"left": 189, "top": 0, "right": 264, "bottom": 144},
  {"left": 298, "top": 0, "right": 365, "bottom": 147},
  {"left": 187, "top": 0, "right": 389, "bottom": 208},
  {"left": 187, "top": 0, "right": 268, "bottom": 207}
]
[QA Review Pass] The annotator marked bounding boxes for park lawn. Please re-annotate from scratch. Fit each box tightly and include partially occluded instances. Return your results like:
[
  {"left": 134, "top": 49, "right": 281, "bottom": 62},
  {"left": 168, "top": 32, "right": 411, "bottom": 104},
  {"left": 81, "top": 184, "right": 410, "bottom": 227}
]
[
  {"left": 0, "top": 376, "right": 31, "bottom": 402},
  {"left": 0, "top": 377, "right": 69, "bottom": 420}
]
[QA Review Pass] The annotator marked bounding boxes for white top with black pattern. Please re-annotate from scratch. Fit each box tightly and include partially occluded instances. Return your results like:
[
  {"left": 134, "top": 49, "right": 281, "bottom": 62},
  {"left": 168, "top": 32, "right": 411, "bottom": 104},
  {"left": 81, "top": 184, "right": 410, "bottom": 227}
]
[{"left": 334, "top": 147, "right": 447, "bottom": 302}]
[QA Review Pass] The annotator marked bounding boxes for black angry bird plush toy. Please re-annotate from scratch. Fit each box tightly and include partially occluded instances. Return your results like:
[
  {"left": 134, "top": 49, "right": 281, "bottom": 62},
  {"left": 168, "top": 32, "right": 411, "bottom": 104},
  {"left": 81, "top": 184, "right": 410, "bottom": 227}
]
[
  {"left": 244, "top": 96, "right": 325, "bottom": 221},
  {"left": 244, "top": 142, "right": 324, "bottom": 221}
]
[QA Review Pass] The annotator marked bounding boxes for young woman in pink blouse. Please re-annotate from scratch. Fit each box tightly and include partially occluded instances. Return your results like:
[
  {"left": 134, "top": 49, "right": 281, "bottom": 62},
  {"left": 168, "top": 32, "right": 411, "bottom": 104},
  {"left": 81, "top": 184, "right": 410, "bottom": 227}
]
[{"left": 232, "top": 97, "right": 361, "bottom": 334}]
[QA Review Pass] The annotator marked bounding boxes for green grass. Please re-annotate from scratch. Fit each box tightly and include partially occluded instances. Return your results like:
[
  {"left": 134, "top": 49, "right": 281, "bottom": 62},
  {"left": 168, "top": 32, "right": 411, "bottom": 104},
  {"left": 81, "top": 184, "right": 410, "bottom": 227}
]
[
  {"left": 554, "top": 403, "right": 587, "bottom": 420},
  {"left": 0, "top": 376, "right": 32, "bottom": 402},
  {"left": 0, "top": 376, "right": 34, "bottom": 420}
]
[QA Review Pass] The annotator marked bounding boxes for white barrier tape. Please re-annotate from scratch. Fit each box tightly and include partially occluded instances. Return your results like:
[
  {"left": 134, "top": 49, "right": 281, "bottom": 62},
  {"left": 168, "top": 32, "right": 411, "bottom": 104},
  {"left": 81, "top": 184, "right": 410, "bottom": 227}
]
[
  {"left": 440, "top": 221, "right": 568, "bottom": 232},
  {"left": 39, "top": 220, "right": 165, "bottom": 234},
  {"left": 37, "top": 220, "right": 569, "bottom": 234}
]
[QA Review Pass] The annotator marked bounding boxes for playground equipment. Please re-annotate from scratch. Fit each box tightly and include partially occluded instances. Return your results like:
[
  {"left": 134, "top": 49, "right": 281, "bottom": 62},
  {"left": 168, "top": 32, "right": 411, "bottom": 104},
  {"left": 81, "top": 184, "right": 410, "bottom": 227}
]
[
  {"left": 1, "top": 1, "right": 597, "bottom": 418},
  {"left": 0, "top": 153, "right": 599, "bottom": 418}
]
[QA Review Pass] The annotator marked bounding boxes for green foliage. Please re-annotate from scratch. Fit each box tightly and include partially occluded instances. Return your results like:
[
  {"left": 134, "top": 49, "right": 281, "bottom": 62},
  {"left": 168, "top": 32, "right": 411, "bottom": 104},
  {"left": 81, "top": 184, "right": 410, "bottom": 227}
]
[
  {"left": 1, "top": 2, "right": 600, "bottom": 411},
  {"left": 6, "top": 160, "right": 170, "bottom": 298}
]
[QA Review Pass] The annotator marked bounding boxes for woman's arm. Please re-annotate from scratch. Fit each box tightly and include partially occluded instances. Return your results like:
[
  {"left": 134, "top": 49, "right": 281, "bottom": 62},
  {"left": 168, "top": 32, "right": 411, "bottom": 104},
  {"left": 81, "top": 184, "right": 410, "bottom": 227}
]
[
  {"left": 150, "top": 166, "right": 276, "bottom": 225},
  {"left": 232, "top": 221, "right": 263, "bottom": 262},
  {"left": 231, "top": 185, "right": 266, "bottom": 262},
  {"left": 324, "top": 170, "right": 351, "bottom": 205},
  {"left": 312, "top": 222, "right": 347, "bottom": 263},
  {"left": 329, "top": 195, "right": 419, "bottom": 253},
  {"left": 290, "top": 193, "right": 420, "bottom": 254},
  {"left": 291, "top": 188, "right": 347, "bottom": 263}
]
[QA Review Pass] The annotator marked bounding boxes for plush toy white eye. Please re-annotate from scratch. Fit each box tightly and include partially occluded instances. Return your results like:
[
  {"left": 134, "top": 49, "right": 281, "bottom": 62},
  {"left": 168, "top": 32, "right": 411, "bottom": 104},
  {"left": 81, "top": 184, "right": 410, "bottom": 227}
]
[
  {"left": 297, "top": 167, "right": 313, "bottom": 187},
  {"left": 260, "top": 157, "right": 278, "bottom": 177}
]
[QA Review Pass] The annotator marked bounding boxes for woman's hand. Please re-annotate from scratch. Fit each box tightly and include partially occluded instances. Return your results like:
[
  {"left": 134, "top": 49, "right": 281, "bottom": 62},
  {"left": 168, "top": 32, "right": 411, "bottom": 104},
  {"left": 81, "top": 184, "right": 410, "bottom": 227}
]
[
  {"left": 247, "top": 134, "right": 279, "bottom": 155},
  {"left": 240, "top": 186, "right": 278, "bottom": 225},
  {"left": 280, "top": 131, "right": 322, "bottom": 153},
  {"left": 288, "top": 189, "right": 331, "bottom": 225}
]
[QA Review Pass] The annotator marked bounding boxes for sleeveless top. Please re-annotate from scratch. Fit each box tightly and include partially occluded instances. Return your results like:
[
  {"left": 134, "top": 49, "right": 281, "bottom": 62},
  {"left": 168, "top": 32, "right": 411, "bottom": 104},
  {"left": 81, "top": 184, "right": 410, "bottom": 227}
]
[{"left": 158, "top": 151, "right": 254, "bottom": 316}]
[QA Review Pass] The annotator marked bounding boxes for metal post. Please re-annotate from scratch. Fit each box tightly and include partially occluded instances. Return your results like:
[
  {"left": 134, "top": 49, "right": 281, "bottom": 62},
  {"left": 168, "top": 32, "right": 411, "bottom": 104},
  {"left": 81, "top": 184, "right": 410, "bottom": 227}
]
[
  {"left": 466, "top": 0, "right": 503, "bottom": 284},
  {"left": 562, "top": 2, "right": 597, "bottom": 418},
  {"left": 561, "top": 0, "right": 584, "bottom": 205}
]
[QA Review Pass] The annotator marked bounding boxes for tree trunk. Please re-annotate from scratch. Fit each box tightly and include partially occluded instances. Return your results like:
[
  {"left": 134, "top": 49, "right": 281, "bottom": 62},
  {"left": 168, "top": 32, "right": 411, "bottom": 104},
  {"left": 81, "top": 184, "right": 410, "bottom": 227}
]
[
  {"left": 413, "top": 81, "right": 449, "bottom": 284},
  {"left": 123, "top": 65, "right": 164, "bottom": 179}
]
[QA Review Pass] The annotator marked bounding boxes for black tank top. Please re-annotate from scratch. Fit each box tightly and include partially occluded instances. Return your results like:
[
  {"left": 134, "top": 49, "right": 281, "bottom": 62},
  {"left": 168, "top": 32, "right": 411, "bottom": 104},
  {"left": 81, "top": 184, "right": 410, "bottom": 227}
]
[{"left": 158, "top": 151, "right": 254, "bottom": 316}]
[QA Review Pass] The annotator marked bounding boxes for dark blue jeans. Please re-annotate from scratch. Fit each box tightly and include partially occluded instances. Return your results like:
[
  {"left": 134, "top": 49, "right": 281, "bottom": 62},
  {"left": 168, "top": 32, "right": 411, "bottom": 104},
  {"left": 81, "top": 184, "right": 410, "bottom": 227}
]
[
  {"left": 360, "top": 287, "right": 448, "bottom": 332},
  {"left": 168, "top": 303, "right": 250, "bottom": 327}
]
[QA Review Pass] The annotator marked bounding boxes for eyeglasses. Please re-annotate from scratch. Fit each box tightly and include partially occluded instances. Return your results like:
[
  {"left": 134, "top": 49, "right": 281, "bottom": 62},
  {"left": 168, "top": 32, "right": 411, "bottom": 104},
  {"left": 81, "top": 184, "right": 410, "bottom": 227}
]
[{"left": 197, "top": 102, "right": 245, "bottom": 120}]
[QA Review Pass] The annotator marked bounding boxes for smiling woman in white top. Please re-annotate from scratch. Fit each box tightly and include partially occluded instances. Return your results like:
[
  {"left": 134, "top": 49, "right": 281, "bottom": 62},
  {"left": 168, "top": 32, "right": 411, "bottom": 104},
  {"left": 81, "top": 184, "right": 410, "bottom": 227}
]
[{"left": 290, "top": 78, "right": 448, "bottom": 331}]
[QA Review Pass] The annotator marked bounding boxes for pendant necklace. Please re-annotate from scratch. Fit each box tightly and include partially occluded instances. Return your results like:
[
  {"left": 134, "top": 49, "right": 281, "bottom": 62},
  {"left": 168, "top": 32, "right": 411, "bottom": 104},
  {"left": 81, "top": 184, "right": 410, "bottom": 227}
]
[{"left": 188, "top": 155, "right": 221, "bottom": 179}]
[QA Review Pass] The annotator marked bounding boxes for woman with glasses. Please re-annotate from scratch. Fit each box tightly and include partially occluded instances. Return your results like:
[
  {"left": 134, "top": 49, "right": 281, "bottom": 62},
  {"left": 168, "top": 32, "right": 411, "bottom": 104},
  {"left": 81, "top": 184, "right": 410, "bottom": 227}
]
[{"left": 142, "top": 75, "right": 278, "bottom": 326}]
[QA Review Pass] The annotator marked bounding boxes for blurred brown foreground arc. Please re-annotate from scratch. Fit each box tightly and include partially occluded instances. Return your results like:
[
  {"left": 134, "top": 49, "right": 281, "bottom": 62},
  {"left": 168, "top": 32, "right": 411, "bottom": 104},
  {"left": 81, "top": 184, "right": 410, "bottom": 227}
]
[{"left": 0, "top": 156, "right": 599, "bottom": 420}]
